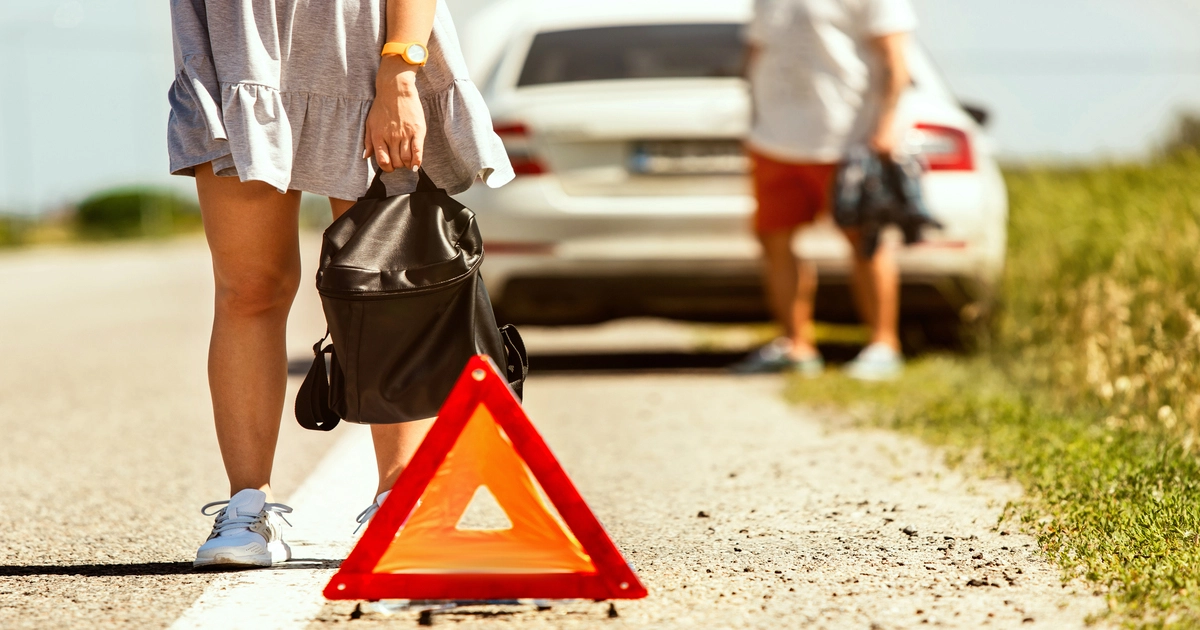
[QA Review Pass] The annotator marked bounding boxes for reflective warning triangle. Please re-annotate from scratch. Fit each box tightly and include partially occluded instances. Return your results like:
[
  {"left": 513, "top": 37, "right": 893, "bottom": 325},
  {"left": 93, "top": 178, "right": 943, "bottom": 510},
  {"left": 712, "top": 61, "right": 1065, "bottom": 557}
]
[{"left": 324, "top": 355, "right": 648, "bottom": 601}]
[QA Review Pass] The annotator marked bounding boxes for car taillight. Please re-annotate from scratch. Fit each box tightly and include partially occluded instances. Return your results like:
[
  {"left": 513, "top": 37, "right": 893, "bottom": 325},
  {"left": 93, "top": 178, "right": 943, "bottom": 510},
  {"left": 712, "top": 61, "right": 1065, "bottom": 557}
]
[
  {"left": 910, "top": 123, "right": 974, "bottom": 172},
  {"left": 494, "top": 123, "right": 548, "bottom": 175}
]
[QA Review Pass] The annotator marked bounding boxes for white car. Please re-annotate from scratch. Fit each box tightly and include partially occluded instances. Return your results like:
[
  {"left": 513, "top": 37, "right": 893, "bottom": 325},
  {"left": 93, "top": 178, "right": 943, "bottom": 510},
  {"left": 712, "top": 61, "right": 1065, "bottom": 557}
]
[{"left": 457, "top": 0, "right": 1008, "bottom": 346}]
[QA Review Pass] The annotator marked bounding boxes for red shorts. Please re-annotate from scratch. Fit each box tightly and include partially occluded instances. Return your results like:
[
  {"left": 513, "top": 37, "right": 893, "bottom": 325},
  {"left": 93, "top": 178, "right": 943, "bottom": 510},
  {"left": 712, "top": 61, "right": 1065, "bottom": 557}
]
[{"left": 749, "top": 150, "right": 837, "bottom": 234}]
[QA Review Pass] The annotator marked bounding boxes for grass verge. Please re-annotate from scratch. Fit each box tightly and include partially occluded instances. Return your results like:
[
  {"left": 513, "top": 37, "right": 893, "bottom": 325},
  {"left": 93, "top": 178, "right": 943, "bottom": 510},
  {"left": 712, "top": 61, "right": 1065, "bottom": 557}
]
[
  {"left": 789, "top": 149, "right": 1200, "bottom": 627},
  {"left": 789, "top": 360, "right": 1200, "bottom": 627}
]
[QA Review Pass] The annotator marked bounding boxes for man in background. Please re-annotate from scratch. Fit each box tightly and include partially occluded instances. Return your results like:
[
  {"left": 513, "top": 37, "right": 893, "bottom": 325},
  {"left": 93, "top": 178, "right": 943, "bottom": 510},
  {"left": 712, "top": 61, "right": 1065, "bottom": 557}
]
[{"left": 734, "top": 0, "right": 917, "bottom": 380}]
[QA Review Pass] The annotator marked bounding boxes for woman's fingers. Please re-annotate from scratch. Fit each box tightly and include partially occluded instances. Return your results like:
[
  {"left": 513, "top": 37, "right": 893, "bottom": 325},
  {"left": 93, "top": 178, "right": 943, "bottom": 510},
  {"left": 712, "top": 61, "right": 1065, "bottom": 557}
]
[
  {"left": 375, "top": 145, "right": 393, "bottom": 172},
  {"left": 364, "top": 121, "right": 425, "bottom": 172},
  {"left": 398, "top": 134, "right": 413, "bottom": 170},
  {"left": 410, "top": 128, "right": 426, "bottom": 172},
  {"left": 406, "top": 138, "right": 419, "bottom": 172},
  {"left": 393, "top": 125, "right": 426, "bottom": 171},
  {"left": 384, "top": 129, "right": 404, "bottom": 173},
  {"left": 369, "top": 133, "right": 394, "bottom": 172}
]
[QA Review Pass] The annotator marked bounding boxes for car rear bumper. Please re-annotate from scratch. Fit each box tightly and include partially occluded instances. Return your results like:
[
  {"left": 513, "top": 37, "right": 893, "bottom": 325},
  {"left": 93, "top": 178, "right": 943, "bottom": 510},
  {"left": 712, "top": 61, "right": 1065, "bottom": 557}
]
[
  {"left": 483, "top": 246, "right": 998, "bottom": 326},
  {"left": 491, "top": 270, "right": 987, "bottom": 326}
]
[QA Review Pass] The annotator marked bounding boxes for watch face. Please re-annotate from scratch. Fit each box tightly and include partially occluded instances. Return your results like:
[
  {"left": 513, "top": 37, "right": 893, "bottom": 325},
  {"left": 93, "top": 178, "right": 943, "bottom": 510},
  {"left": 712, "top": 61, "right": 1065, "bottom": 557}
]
[{"left": 405, "top": 44, "right": 427, "bottom": 64}]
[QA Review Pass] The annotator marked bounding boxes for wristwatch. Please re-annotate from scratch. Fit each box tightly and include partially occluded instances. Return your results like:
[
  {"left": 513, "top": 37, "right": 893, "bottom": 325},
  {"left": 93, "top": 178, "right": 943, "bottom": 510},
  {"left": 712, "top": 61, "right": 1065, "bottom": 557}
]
[{"left": 381, "top": 42, "right": 428, "bottom": 66}]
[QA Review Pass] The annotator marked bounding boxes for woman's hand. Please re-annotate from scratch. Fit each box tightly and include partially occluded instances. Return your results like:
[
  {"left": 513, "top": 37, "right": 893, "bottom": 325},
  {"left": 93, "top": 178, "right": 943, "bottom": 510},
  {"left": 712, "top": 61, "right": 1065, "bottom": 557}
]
[{"left": 364, "top": 57, "right": 426, "bottom": 172}]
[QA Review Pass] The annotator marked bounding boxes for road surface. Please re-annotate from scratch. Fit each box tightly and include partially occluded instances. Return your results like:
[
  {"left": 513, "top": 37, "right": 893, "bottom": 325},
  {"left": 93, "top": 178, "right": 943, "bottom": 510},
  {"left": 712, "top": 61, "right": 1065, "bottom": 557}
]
[{"left": 0, "top": 237, "right": 1105, "bottom": 628}]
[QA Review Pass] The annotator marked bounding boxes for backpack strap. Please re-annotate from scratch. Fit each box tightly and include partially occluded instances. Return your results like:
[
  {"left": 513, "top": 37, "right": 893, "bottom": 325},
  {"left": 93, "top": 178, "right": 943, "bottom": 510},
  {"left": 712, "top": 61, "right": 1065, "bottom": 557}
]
[
  {"left": 359, "top": 167, "right": 439, "bottom": 202},
  {"left": 499, "top": 324, "right": 529, "bottom": 401},
  {"left": 295, "top": 333, "right": 343, "bottom": 431}
]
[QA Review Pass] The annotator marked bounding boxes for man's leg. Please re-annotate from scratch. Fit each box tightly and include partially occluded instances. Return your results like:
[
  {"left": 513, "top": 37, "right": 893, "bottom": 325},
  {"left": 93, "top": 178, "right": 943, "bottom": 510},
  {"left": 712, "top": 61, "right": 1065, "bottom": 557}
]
[
  {"left": 758, "top": 228, "right": 819, "bottom": 359},
  {"left": 842, "top": 228, "right": 901, "bottom": 351},
  {"left": 748, "top": 152, "right": 827, "bottom": 365}
]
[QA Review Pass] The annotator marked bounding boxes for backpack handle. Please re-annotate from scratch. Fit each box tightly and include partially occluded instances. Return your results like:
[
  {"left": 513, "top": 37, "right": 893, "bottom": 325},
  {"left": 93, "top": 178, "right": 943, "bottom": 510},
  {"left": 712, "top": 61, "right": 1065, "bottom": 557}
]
[{"left": 360, "top": 167, "right": 440, "bottom": 201}]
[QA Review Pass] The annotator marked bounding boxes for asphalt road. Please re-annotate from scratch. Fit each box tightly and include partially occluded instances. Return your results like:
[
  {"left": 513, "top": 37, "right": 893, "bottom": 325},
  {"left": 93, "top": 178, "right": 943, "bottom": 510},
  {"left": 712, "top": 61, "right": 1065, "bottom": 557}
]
[{"left": 0, "top": 237, "right": 1105, "bottom": 629}]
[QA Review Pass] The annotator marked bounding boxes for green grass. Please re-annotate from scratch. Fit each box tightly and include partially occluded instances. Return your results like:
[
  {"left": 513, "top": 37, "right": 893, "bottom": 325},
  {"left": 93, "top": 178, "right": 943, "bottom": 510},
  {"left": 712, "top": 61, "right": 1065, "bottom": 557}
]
[
  {"left": 74, "top": 187, "right": 202, "bottom": 240},
  {"left": 0, "top": 214, "right": 33, "bottom": 247},
  {"left": 789, "top": 149, "right": 1200, "bottom": 627},
  {"left": 998, "top": 150, "right": 1200, "bottom": 437}
]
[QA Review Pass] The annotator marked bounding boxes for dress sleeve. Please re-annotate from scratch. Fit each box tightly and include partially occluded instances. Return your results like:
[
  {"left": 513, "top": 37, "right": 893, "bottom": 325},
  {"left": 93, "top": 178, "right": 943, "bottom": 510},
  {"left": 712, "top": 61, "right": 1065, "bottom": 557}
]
[{"left": 865, "top": 0, "right": 918, "bottom": 37}]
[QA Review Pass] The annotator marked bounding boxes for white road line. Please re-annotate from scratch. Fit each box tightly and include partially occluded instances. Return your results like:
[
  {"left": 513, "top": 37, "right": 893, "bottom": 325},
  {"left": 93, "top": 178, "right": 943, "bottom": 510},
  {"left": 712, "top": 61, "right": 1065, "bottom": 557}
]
[{"left": 170, "top": 427, "right": 376, "bottom": 630}]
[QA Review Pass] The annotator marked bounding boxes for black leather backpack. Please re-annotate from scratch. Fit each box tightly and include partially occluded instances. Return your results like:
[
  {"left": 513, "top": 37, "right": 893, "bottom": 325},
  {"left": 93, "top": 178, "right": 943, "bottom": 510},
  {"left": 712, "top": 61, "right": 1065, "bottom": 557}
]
[{"left": 295, "top": 169, "right": 527, "bottom": 431}]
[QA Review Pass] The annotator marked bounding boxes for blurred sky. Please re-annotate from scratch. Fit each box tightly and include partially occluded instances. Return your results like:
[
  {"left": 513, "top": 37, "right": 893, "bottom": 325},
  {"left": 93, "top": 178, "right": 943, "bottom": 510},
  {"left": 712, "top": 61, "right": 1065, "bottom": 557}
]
[
  {"left": 0, "top": 0, "right": 1198, "bottom": 214},
  {"left": 908, "top": 0, "right": 1200, "bottom": 160}
]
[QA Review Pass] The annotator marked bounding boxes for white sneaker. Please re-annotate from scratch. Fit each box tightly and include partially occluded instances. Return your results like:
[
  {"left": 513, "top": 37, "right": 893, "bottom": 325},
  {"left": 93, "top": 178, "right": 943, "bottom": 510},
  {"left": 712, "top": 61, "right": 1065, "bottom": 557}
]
[
  {"left": 194, "top": 489, "right": 293, "bottom": 569},
  {"left": 845, "top": 343, "right": 904, "bottom": 381},
  {"left": 354, "top": 490, "right": 390, "bottom": 534}
]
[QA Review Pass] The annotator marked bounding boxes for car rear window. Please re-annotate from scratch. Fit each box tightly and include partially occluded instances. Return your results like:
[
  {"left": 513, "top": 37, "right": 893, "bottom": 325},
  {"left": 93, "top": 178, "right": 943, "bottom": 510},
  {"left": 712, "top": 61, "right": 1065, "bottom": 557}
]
[{"left": 517, "top": 24, "right": 744, "bottom": 87}]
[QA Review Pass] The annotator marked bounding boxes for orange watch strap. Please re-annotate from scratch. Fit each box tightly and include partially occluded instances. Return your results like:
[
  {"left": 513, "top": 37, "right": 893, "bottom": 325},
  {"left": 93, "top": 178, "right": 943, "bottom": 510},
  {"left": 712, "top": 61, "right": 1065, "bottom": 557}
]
[
  {"left": 381, "top": 42, "right": 407, "bottom": 57},
  {"left": 381, "top": 42, "right": 427, "bottom": 65}
]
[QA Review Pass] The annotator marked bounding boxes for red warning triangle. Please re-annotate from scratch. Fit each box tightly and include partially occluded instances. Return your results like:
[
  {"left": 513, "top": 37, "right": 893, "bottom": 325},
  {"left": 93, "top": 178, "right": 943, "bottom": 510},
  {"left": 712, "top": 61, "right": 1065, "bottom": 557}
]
[{"left": 324, "top": 355, "right": 648, "bottom": 601}]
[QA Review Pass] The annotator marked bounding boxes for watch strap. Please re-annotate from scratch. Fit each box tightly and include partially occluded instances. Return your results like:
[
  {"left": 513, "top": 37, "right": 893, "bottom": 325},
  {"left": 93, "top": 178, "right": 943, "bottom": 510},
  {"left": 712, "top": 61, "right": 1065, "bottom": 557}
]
[{"left": 381, "top": 42, "right": 427, "bottom": 66}]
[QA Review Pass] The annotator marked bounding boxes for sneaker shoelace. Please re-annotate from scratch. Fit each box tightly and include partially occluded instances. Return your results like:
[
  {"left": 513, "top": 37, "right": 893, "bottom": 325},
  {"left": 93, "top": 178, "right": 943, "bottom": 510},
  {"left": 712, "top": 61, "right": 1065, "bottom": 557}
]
[
  {"left": 353, "top": 502, "right": 380, "bottom": 534},
  {"left": 201, "top": 500, "right": 293, "bottom": 537}
]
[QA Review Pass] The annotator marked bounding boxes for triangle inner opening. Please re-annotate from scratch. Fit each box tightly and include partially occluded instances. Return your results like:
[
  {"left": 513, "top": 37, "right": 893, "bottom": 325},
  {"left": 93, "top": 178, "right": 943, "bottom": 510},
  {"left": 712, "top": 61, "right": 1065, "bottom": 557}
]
[{"left": 454, "top": 485, "right": 513, "bottom": 531}]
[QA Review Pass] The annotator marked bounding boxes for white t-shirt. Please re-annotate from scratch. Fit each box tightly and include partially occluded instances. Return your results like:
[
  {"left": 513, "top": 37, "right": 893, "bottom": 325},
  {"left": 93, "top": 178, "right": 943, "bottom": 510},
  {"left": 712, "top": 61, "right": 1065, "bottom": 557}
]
[{"left": 745, "top": 0, "right": 918, "bottom": 163}]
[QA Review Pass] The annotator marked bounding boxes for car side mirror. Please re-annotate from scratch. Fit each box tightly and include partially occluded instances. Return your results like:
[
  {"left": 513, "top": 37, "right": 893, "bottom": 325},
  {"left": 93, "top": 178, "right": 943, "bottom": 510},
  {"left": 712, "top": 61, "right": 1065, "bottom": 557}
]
[{"left": 961, "top": 102, "right": 990, "bottom": 127}]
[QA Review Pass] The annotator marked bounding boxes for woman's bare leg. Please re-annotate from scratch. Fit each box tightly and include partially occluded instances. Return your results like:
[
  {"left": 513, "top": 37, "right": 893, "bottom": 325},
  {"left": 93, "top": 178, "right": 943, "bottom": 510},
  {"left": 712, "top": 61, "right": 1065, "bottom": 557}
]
[
  {"left": 369, "top": 422, "right": 436, "bottom": 495},
  {"left": 198, "top": 163, "right": 303, "bottom": 498},
  {"left": 330, "top": 197, "right": 438, "bottom": 497}
]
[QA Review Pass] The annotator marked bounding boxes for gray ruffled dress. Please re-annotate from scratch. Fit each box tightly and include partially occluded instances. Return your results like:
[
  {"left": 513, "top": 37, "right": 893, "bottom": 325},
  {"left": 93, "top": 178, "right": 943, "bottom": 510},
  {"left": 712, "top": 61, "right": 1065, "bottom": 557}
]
[{"left": 167, "top": 0, "right": 513, "bottom": 200}]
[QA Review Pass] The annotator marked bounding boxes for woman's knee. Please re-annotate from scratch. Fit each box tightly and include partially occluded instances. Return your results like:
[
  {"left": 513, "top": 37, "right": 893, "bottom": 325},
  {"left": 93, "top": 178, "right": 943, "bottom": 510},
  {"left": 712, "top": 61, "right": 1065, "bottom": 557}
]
[{"left": 215, "top": 267, "right": 301, "bottom": 319}]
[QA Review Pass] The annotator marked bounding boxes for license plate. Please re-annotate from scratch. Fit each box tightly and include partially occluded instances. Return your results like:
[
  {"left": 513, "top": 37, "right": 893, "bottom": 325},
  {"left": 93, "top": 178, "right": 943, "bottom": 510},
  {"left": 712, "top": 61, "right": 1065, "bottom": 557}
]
[{"left": 628, "top": 140, "right": 749, "bottom": 175}]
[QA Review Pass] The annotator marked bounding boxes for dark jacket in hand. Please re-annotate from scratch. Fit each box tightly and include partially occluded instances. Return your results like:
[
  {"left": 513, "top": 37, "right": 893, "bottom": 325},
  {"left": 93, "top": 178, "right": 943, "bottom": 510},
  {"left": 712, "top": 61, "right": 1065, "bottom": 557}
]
[{"left": 832, "top": 146, "right": 942, "bottom": 258}]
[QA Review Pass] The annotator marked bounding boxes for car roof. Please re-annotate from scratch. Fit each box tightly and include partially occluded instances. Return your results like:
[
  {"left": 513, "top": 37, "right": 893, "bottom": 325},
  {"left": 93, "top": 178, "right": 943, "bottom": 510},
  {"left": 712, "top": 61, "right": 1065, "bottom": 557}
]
[{"left": 460, "top": 0, "right": 751, "bottom": 80}]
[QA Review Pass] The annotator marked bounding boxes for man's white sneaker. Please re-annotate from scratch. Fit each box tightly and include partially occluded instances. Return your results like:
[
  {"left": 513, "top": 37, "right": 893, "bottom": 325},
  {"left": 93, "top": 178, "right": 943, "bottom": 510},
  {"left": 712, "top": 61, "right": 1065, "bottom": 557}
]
[
  {"left": 845, "top": 343, "right": 904, "bottom": 381},
  {"left": 354, "top": 490, "right": 391, "bottom": 534},
  {"left": 194, "top": 488, "right": 293, "bottom": 569}
]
